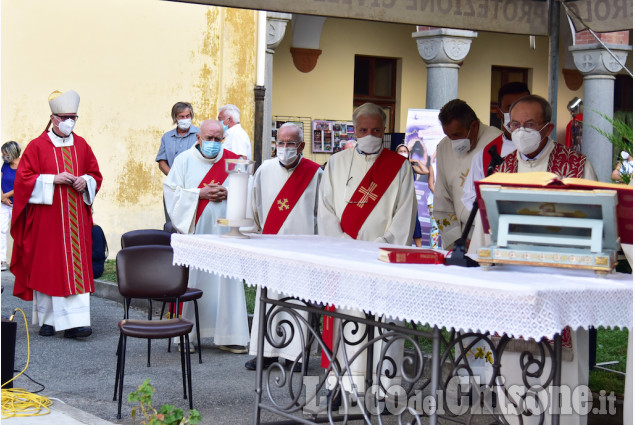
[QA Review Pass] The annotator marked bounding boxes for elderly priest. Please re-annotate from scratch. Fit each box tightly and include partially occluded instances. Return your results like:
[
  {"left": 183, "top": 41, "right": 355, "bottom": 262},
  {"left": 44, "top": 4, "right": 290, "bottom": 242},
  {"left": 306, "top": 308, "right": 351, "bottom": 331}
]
[
  {"left": 164, "top": 119, "right": 250, "bottom": 354},
  {"left": 318, "top": 102, "right": 417, "bottom": 405},
  {"left": 244, "top": 122, "right": 323, "bottom": 371}
]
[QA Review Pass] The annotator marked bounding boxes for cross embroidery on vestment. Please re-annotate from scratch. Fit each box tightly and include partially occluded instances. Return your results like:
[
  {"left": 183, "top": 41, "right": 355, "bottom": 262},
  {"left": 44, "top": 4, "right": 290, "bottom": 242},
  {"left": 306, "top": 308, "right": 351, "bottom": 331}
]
[
  {"left": 277, "top": 198, "right": 290, "bottom": 211},
  {"left": 356, "top": 182, "right": 378, "bottom": 208}
]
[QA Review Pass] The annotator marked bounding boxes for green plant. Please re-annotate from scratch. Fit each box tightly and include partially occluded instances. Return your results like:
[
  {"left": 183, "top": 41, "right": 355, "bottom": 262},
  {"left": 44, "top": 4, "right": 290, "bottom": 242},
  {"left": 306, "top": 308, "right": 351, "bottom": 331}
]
[
  {"left": 128, "top": 379, "right": 201, "bottom": 425},
  {"left": 590, "top": 111, "right": 633, "bottom": 155},
  {"left": 590, "top": 110, "right": 633, "bottom": 184}
]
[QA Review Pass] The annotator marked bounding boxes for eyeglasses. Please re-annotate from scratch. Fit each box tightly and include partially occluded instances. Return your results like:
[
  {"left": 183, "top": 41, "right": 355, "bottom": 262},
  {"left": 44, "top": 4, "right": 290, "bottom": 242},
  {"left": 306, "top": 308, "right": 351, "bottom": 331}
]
[
  {"left": 276, "top": 141, "right": 299, "bottom": 148},
  {"left": 505, "top": 121, "right": 548, "bottom": 132},
  {"left": 56, "top": 114, "right": 78, "bottom": 121}
]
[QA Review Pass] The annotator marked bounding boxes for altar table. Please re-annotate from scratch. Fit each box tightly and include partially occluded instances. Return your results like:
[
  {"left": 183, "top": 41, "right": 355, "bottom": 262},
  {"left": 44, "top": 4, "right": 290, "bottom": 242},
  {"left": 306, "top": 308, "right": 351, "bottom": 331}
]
[{"left": 171, "top": 234, "right": 632, "bottom": 425}]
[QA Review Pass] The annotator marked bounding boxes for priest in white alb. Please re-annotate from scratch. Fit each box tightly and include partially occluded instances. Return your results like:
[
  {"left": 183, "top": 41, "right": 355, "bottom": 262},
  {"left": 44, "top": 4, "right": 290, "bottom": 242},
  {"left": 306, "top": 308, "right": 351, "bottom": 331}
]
[
  {"left": 318, "top": 102, "right": 417, "bottom": 407},
  {"left": 244, "top": 122, "right": 323, "bottom": 371},
  {"left": 433, "top": 99, "right": 501, "bottom": 249},
  {"left": 164, "top": 119, "right": 250, "bottom": 354}
]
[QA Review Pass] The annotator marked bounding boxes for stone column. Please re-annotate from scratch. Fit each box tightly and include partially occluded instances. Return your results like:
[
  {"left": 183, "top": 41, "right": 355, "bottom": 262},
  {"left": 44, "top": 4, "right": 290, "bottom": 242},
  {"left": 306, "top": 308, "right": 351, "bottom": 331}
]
[
  {"left": 261, "top": 12, "right": 291, "bottom": 163},
  {"left": 412, "top": 28, "right": 478, "bottom": 109},
  {"left": 570, "top": 32, "right": 631, "bottom": 182}
]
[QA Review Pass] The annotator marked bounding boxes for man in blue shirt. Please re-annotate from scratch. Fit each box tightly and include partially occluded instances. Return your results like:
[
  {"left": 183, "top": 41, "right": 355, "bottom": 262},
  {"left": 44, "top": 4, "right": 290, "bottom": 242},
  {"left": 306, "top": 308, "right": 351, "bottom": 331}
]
[
  {"left": 156, "top": 102, "right": 199, "bottom": 221},
  {"left": 156, "top": 102, "right": 199, "bottom": 175}
]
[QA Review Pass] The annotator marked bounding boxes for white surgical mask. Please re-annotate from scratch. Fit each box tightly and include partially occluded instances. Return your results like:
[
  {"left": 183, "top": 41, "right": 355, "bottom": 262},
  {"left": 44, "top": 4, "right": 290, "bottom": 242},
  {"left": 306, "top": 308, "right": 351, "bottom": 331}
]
[
  {"left": 503, "top": 113, "right": 511, "bottom": 128},
  {"left": 451, "top": 138, "right": 471, "bottom": 155},
  {"left": 451, "top": 127, "right": 472, "bottom": 155},
  {"left": 621, "top": 151, "right": 630, "bottom": 160},
  {"left": 57, "top": 118, "right": 76, "bottom": 136},
  {"left": 177, "top": 119, "right": 191, "bottom": 131},
  {"left": 277, "top": 147, "right": 299, "bottom": 167},
  {"left": 398, "top": 151, "right": 409, "bottom": 158},
  {"left": 356, "top": 135, "right": 383, "bottom": 154},
  {"left": 511, "top": 125, "right": 547, "bottom": 155}
]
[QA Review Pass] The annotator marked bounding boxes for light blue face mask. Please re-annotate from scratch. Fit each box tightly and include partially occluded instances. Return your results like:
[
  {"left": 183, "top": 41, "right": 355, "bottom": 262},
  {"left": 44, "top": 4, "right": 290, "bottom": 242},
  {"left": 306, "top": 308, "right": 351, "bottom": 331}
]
[
  {"left": 222, "top": 123, "right": 229, "bottom": 134},
  {"left": 201, "top": 141, "right": 222, "bottom": 157}
]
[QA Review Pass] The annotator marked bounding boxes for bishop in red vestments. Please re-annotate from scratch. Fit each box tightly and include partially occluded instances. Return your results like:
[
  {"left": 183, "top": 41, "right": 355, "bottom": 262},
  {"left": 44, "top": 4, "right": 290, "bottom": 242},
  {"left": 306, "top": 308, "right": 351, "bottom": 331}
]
[{"left": 11, "top": 90, "right": 102, "bottom": 338}]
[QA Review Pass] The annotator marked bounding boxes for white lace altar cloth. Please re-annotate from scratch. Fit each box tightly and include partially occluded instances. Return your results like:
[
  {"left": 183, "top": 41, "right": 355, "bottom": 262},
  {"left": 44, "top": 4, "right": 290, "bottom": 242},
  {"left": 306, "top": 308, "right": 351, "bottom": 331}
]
[{"left": 171, "top": 234, "right": 632, "bottom": 340}]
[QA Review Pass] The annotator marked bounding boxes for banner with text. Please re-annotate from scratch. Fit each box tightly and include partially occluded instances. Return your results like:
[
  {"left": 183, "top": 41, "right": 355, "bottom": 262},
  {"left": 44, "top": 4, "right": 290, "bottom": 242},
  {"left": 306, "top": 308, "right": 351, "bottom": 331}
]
[{"left": 170, "top": 0, "right": 632, "bottom": 36}]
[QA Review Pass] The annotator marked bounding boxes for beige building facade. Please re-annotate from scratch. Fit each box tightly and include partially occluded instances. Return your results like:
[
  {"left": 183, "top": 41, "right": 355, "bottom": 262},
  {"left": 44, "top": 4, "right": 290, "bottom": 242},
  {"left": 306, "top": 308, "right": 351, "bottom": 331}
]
[{"left": 2, "top": 0, "right": 257, "bottom": 257}]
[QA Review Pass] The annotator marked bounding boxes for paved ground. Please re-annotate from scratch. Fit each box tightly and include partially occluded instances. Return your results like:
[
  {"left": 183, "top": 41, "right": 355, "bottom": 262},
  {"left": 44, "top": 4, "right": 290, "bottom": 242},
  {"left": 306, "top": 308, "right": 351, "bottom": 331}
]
[
  {"left": 1, "top": 271, "right": 500, "bottom": 425},
  {"left": 2, "top": 271, "right": 280, "bottom": 424}
]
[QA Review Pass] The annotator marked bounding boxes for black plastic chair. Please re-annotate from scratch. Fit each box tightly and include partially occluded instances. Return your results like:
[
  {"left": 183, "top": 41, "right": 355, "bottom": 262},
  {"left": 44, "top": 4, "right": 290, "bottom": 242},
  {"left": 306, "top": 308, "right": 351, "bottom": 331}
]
[
  {"left": 113, "top": 245, "right": 193, "bottom": 419},
  {"left": 121, "top": 229, "right": 172, "bottom": 248},
  {"left": 121, "top": 229, "right": 203, "bottom": 364}
]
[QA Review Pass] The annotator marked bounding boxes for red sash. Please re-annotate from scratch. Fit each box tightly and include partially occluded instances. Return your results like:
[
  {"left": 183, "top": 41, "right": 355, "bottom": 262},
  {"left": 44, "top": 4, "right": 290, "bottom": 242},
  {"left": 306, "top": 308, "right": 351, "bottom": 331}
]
[
  {"left": 481, "top": 135, "right": 504, "bottom": 174},
  {"left": 340, "top": 149, "right": 406, "bottom": 239},
  {"left": 320, "top": 305, "right": 336, "bottom": 369},
  {"left": 262, "top": 157, "right": 321, "bottom": 235},
  {"left": 195, "top": 149, "right": 240, "bottom": 224},
  {"left": 321, "top": 149, "right": 405, "bottom": 368}
]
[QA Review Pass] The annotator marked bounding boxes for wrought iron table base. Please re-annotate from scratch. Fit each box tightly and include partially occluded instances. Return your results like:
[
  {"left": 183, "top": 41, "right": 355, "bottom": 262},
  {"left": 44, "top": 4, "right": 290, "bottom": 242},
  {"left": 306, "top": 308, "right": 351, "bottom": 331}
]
[{"left": 252, "top": 287, "right": 563, "bottom": 425}]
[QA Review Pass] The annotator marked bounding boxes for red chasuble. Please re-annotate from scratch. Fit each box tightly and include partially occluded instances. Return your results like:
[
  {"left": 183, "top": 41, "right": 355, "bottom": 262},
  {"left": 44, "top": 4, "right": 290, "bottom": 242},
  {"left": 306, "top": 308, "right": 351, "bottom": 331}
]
[
  {"left": 340, "top": 149, "right": 407, "bottom": 239},
  {"left": 195, "top": 149, "right": 240, "bottom": 224},
  {"left": 495, "top": 142, "right": 586, "bottom": 178},
  {"left": 262, "top": 158, "right": 321, "bottom": 235},
  {"left": 11, "top": 132, "right": 102, "bottom": 301}
]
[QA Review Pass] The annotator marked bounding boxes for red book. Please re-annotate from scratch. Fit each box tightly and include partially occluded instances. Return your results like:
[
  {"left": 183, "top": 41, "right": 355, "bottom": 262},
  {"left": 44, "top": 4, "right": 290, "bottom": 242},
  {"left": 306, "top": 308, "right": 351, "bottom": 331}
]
[
  {"left": 475, "top": 172, "right": 633, "bottom": 244},
  {"left": 378, "top": 247, "right": 446, "bottom": 264}
]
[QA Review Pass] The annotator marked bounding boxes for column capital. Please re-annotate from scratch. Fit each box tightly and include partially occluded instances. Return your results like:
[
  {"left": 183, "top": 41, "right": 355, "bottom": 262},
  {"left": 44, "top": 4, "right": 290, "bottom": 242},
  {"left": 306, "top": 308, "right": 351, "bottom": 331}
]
[
  {"left": 412, "top": 28, "right": 478, "bottom": 65},
  {"left": 569, "top": 43, "right": 632, "bottom": 76},
  {"left": 266, "top": 12, "right": 292, "bottom": 52}
]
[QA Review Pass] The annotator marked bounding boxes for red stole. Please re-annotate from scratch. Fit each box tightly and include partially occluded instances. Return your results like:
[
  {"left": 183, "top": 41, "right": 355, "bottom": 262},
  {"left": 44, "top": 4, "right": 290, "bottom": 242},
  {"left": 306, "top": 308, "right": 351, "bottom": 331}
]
[
  {"left": 320, "top": 305, "right": 336, "bottom": 368},
  {"left": 340, "top": 149, "right": 406, "bottom": 239},
  {"left": 262, "top": 158, "right": 321, "bottom": 235},
  {"left": 321, "top": 149, "right": 406, "bottom": 368},
  {"left": 11, "top": 132, "right": 102, "bottom": 301},
  {"left": 495, "top": 142, "right": 586, "bottom": 178},
  {"left": 481, "top": 135, "right": 504, "bottom": 174},
  {"left": 195, "top": 149, "right": 240, "bottom": 224}
]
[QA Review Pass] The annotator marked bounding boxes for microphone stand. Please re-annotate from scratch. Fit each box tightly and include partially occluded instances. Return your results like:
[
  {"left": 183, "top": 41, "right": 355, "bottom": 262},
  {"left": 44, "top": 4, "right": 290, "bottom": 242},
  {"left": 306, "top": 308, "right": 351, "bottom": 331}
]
[{"left": 445, "top": 143, "right": 503, "bottom": 267}]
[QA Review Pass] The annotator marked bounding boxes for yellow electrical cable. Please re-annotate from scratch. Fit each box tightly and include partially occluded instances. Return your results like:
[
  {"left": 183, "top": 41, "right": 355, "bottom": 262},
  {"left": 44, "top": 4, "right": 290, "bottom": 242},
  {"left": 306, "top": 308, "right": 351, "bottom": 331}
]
[{"left": 1, "top": 308, "right": 52, "bottom": 419}]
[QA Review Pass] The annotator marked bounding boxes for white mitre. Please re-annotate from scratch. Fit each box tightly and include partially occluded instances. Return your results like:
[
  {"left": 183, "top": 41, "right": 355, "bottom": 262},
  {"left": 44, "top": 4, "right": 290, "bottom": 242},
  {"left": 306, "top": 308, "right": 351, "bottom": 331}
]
[{"left": 48, "top": 90, "right": 80, "bottom": 114}]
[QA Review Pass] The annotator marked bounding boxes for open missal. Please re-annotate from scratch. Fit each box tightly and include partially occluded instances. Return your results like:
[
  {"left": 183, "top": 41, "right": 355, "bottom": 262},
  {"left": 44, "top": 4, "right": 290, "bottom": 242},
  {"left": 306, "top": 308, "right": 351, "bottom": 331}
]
[
  {"left": 378, "top": 247, "right": 445, "bottom": 264},
  {"left": 474, "top": 172, "right": 631, "bottom": 274},
  {"left": 475, "top": 172, "right": 633, "bottom": 245}
]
